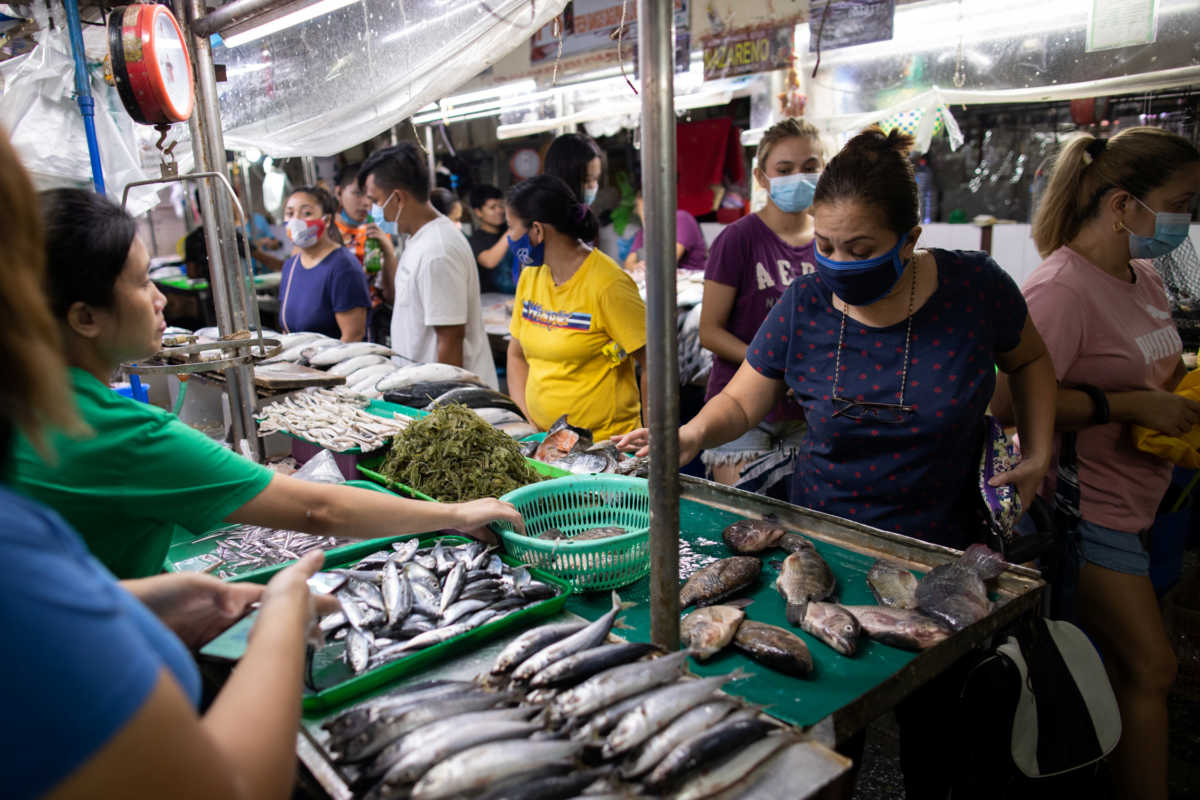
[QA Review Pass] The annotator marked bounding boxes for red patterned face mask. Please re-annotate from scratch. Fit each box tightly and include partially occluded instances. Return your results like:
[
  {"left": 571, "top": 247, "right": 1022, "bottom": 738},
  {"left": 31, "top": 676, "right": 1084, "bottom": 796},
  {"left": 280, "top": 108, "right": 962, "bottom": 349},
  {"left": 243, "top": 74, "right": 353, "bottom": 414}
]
[{"left": 286, "top": 217, "right": 327, "bottom": 248}]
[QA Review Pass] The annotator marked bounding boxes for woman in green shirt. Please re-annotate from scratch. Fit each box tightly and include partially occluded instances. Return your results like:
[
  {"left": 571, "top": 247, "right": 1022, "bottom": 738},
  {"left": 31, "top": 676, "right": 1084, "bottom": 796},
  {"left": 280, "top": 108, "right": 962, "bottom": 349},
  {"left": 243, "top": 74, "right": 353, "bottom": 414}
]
[{"left": 11, "top": 189, "right": 524, "bottom": 579}]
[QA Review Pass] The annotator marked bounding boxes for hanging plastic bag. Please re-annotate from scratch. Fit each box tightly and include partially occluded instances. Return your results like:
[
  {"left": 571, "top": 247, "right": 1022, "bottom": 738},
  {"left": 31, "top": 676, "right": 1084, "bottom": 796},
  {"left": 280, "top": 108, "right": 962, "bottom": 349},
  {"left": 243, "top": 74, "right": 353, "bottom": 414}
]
[{"left": 1133, "top": 369, "right": 1200, "bottom": 468}]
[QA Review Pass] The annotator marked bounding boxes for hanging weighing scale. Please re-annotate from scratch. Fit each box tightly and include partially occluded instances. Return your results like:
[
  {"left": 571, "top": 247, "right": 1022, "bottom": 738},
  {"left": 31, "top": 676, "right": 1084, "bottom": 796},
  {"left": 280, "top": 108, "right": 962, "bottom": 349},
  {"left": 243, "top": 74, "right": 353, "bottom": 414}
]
[{"left": 106, "top": 4, "right": 280, "bottom": 374}]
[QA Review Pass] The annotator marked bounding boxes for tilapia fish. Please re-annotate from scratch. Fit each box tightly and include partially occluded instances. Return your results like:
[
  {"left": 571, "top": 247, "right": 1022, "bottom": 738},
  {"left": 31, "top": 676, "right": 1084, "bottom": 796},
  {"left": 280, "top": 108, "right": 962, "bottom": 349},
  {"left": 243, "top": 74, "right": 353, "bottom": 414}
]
[
  {"left": 843, "top": 606, "right": 951, "bottom": 651},
  {"left": 722, "top": 517, "right": 786, "bottom": 554},
  {"left": 732, "top": 620, "right": 813, "bottom": 677},
  {"left": 867, "top": 559, "right": 919, "bottom": 609},
  {"left": 800, "top": 602, "right": 861, "bottom": 656},
  {"left": 680, "top": 556, "right": 762, "bottom": 608},
  {"left": 681, "top": 603, "right": 747, "bottom": 660},
  {"left": 775, "top": 548, "right": 835, "bottom": 624},
  {"left": 915, "top": 544, "right": 1005, "bottom": 631}
]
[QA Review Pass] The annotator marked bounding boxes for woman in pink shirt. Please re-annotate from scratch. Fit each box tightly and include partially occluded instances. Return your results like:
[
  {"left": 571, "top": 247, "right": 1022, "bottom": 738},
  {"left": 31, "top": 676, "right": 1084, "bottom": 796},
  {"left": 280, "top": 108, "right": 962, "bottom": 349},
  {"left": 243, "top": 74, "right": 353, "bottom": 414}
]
[{"left": 1002, "top": 127, "right": 1199, "bottom": 800}]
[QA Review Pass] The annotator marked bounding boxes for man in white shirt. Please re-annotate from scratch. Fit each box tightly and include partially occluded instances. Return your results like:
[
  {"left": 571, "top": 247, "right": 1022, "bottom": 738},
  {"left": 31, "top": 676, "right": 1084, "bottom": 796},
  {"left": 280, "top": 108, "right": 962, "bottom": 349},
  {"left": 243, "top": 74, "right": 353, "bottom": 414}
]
[{"left": 359, "top": 145, "right": 498, "bottom": 389}]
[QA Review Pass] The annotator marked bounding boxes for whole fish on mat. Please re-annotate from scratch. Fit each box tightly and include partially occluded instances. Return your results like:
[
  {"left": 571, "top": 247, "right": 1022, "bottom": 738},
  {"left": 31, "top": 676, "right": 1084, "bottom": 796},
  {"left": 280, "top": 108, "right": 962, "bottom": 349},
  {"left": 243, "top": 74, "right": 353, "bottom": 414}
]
[
  {"left": 867, "top": 559, "right": 920, "bottom": 609},
  {"left": 800, "top": 601, "right": 861, "bottom": 656},
  {"left": 843, "top": 606, "right": 951, "bottom": 651},
  {"left": 775, "top": 548, "right": 836, "bottom": 624},
  {"left": 681, "top": 602, "right": 748, "bottom": 660},
  {"left": 680, "top": 556, "right": 762, "bottom": 608},
  {"left": 732, "top": 620, "right": 814, "bottom": 677},
  {"left": 915, "top": 544, "right": 1005, "bottom": 632},
  {"left": 722, "top": 517, "right": 786, "bottom": 554}
]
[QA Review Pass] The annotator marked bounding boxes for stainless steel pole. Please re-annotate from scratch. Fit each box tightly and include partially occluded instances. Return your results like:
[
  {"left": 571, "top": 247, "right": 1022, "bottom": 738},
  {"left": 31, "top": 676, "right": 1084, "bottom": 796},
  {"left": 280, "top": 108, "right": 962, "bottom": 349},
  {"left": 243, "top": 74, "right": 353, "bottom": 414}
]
[
  {"left": 190, "top": 0, "right": 295, "bottom": 38},
  {"left": 424, "top": 126, "right": 436, "bottom": 192},
  {"left": 638, "top": 0, "right": 680, "bottom": 651},
  {"left": 177, "top": 0, "right": 264, "bottom": 461},
  {"left": 301, "top": 155, "right": 318, "bottom": 186}
]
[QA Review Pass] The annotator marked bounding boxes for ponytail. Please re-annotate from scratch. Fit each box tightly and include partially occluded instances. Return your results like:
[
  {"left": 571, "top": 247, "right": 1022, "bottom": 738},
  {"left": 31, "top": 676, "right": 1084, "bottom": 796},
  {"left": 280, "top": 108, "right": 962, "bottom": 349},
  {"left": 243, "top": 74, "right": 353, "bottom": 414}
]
[
  {"left": 1033, "top": 127, "right": 1199, "bottom": 257},
  {"left": 506, "top": 175, "right": 599, "bottom": 244}
]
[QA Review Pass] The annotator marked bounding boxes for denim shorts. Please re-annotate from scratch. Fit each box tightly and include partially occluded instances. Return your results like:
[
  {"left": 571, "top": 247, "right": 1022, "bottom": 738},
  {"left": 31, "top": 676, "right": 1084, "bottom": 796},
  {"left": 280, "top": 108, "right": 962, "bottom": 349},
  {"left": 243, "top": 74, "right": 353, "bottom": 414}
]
[
  {"left": 1076, "top": 518, "right": 1150, "bottom": 576},
  {"left": 1014, "top": 514, "right": 1149, "bottom": 576},
  {"left": 700, "top": 419, "right": 807, "bottom": 464}
]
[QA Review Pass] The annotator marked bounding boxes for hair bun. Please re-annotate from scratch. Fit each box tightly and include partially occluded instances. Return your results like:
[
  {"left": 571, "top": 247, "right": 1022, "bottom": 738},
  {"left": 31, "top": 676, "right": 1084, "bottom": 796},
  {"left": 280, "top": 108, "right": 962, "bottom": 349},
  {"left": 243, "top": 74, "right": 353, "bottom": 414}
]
[{"left": 844, "top": 126, "right": 915, "bottom": 161}]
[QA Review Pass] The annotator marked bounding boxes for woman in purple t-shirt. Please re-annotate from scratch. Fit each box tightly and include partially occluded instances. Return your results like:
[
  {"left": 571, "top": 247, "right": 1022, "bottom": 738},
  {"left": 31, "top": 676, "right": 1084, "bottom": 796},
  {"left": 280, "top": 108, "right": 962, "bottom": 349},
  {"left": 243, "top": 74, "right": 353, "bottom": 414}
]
[
  {"left": 696, "top": 118, "right": 825, "bottom": 493},
  {"left": 623, "top": 186, "right": 709, "bottom": 274},
  {"left": 280, "top": 186, "right": 371, "bottom": 342}
]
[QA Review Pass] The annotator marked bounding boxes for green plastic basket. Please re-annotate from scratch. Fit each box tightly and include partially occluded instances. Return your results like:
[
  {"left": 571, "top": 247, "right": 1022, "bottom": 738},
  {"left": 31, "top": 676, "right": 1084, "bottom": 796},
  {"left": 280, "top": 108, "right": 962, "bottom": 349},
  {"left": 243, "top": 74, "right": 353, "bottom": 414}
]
[{"left": 494, "top": 474, "right": 651, "bottom": 591}]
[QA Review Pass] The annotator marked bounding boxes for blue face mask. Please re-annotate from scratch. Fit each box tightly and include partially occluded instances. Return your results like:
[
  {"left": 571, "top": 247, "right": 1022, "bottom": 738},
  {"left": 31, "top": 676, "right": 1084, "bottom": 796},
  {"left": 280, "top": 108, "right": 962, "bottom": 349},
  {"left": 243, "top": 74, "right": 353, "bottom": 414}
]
[
  {"left": 1126, "top": 196, "right": 1191, "bottom": 259},
  {"left": 814, "top": 234, "right": 908, "bottom": 307},
  {"left": 768, "top": 172, "right": 820, "bottom": 213},
  {"left": 507, "top": 232, "right": 545, "bottom": 268},
  {"left": 369, "top": 192, "right": 399, "bottom": 237},
  {"left": 582, "top": 185, "right": 598, "bottom": 207}
]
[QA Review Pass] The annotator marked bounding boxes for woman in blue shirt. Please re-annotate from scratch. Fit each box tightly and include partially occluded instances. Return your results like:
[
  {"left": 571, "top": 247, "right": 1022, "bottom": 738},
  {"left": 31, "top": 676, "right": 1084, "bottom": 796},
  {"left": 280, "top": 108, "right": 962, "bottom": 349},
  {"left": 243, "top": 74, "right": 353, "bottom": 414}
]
[
  {"left": 280, "top": 185, "right": 371, "bottom": 341},
  {"left": 0, "top": 129, "right": 338, "bottom": 799}
]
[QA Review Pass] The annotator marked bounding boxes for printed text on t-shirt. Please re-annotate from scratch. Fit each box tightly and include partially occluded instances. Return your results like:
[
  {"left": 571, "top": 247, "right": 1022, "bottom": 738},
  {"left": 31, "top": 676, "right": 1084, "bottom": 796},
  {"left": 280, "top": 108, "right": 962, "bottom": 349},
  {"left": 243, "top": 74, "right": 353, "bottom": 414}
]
[
  {"left": 755, "top": 259, "right": 814, "bottom": 291},
  {"left": 1135, "top": 325, "right": 1183, "bottom": 364},
  {"left": 522, "top": 300, "right": 592, "bottom": 331}
]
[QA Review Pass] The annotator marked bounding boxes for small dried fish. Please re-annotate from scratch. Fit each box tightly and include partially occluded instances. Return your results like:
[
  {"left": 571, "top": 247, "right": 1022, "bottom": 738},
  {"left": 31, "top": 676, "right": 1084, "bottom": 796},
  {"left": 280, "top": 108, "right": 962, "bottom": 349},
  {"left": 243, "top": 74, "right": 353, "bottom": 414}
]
[{"left": 256, "top": 387, "right": 411, "bottom": 452}]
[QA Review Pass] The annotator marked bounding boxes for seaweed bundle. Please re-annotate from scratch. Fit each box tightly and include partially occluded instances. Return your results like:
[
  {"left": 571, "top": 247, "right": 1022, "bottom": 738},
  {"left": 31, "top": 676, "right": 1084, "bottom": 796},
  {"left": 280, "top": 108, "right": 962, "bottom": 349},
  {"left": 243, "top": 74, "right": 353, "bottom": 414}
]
[{"left": 380, "top": 403, "right": 544, "bottom": 501}]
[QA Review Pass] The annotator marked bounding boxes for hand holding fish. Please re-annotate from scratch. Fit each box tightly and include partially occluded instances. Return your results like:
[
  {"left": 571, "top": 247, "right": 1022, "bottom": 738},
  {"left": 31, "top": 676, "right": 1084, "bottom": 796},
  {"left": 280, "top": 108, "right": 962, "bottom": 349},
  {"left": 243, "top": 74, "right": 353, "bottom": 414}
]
[
  {"left": 122, "top": 573, "right": 265, "bottom": 649},
  {"left": 254, "top": 551, "right": 340, "bottom": 643},
  {"left": 986, "top": 453, "right": 1050, "bottom": 516},
  {"left": 452, "top": 498, "right": 526, "bottom": 538},
  {"left": 613, "top": 425, "right": 701, "bottom": 465}
]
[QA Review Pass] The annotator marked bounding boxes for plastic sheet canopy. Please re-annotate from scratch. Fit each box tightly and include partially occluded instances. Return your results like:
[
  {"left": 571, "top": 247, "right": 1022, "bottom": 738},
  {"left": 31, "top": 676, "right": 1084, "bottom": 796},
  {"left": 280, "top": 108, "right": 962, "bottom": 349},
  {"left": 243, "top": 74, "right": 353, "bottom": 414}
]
[{"left": 215, "top": 0, "right": 567, "bottom": 157}]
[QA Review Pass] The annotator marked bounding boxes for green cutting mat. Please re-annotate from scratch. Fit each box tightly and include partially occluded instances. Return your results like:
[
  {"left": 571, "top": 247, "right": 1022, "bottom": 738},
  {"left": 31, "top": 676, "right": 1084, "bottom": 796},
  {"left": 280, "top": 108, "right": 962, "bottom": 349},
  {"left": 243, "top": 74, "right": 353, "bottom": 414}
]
[{"left": 564, "top": 498, "right": 923, "bottom": 730}]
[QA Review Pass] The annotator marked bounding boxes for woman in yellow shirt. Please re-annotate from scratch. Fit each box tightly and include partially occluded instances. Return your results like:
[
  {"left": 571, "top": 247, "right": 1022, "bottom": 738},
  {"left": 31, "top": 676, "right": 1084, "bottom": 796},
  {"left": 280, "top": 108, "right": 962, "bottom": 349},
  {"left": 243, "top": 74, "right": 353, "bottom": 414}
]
[{"left": 506, "top": 176, "right": 648, "bottom": 441}]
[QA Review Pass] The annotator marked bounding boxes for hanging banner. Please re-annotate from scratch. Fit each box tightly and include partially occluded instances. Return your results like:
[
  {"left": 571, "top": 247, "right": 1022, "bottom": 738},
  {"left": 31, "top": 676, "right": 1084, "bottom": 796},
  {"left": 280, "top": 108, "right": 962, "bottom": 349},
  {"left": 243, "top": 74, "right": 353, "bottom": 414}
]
[
  {"left": 702, "top": 21, "right": 798, "bottom": 81},
  {"left": 531, "top": 0, "right": 689, "bottom": 65},
  {"left": 808, "top": 0, "right": 894, "bottom": 52}
]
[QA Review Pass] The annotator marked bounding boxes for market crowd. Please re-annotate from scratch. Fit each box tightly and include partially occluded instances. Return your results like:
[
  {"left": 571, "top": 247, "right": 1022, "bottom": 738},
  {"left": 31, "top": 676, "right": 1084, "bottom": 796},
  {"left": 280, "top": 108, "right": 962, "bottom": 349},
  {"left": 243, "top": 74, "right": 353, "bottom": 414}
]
[{"left": 0, "top": 113, "right": 1196, "bottom": 800}]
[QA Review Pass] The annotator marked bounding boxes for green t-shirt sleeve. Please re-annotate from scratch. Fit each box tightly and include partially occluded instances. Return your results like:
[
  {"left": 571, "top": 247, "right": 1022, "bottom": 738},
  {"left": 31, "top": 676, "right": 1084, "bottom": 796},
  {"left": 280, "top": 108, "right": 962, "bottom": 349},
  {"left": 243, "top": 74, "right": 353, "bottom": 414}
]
[{"left": 129, "top": 415, "right": 274, "bottom": 535}]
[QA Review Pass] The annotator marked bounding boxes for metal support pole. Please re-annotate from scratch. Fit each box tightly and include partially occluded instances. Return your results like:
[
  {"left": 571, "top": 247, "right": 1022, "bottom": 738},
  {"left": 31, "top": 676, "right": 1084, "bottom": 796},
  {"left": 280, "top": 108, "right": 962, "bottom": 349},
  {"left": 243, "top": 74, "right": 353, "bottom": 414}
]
[
  {"left": 176, "top": 0, "right": 264, "bottom": 461},
  {"left": 638, "top": 0, "right": 680, "bottom": 651},
  {"left": 424, "top": 126, "right": 436, "bottom": 192},
  {"left": 301, "top": 155, "right": 318, "bottom": 186},
  {"left": 190, "top": 0, "right": 296, "bottom": 38}
]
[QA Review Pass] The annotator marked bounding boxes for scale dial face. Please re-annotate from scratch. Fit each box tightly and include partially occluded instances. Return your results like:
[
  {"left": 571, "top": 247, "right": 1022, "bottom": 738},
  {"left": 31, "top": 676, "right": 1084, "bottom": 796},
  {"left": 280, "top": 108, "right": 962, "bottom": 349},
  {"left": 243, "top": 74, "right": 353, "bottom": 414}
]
[
  {"left": 510, "top": 148, "right": 541, "bottom": 179},
  {"left": 109, "top": 4, "right": 195, "bottom": 125}
]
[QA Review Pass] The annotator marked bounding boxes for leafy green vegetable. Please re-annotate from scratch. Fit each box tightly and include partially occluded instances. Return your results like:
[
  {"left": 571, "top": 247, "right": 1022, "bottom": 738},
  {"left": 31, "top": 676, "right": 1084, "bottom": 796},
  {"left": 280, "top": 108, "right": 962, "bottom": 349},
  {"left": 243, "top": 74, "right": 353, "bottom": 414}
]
[{"left": 380, "top": 403, "right": 544, "bottom": 502}]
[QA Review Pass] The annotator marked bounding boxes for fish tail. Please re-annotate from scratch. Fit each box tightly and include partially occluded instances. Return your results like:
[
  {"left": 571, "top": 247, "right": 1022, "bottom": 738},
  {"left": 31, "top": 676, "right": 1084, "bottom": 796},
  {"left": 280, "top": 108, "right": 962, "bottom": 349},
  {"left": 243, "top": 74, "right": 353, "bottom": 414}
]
[
  {"left": 612, "top": 616, "right": 635, "bottom": 631},
  {"left": 726, "top": 667, "right": 753, "bottom": 682},
  {"left": 960, "top": 543, "right": 1006, "bottom": 579},
  {"left": 786, "top": 600, "right": 808, "bottom": 626},
  {"left": 611, "top": 589, "right": 637, "bottom": 612}
]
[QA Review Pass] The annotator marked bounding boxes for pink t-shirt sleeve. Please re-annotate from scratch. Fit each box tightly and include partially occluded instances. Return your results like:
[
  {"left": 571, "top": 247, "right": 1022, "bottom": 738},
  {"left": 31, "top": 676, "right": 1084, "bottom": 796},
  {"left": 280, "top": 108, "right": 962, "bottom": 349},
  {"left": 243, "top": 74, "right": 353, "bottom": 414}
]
[{"left": 1023, "top": 279, "right": 1086, "bottom": 382}]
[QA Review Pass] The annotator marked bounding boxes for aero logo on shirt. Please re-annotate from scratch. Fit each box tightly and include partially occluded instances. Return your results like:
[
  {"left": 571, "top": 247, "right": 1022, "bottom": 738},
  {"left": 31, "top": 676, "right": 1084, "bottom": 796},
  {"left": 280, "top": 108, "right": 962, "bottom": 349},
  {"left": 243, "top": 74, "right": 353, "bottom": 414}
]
[
  {"left": 755, "top": 259, "right": 801, "bottom": 291},
  {"left": 522, "top": 300, "right": 592, "bottom": 331},
  {"left": 1135, "top": 325, "right": 1183, "bottom": 364}
]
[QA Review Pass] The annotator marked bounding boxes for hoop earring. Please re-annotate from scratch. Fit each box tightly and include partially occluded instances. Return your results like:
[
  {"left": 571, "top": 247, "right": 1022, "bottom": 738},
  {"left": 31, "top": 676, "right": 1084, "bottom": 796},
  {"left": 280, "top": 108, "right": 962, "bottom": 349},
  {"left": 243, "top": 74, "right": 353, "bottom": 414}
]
[{"left": 1112, "top": 221, "right": 1123, "bottom": 234}]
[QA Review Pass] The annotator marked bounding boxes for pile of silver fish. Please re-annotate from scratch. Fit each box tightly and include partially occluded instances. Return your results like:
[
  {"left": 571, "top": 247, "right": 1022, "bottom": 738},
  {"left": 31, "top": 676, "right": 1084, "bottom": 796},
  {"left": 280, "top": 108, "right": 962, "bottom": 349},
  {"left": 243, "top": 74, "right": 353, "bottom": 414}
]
[
  {"left": 194, "top": 524, "right": 352, "bottom": 579},
  {"left": 317, "top": 593, "right": 806, "bottom": 800},
  {"left": 674, "top": 518, "right": 1004, "bottom": 672},
  {"left": 257, "top": 387, "right": 412, "bottom": 452},
  {"left": 318, "top": 539, "right": 560, "bottom": 678}
]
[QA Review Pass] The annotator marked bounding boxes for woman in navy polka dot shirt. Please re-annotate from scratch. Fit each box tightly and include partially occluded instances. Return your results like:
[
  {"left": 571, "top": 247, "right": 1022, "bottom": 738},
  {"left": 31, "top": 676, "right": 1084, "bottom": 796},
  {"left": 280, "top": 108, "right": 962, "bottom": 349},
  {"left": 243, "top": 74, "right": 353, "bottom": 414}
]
[{"left": 620, "top": 126, "right": 1057, "bottom": 548}]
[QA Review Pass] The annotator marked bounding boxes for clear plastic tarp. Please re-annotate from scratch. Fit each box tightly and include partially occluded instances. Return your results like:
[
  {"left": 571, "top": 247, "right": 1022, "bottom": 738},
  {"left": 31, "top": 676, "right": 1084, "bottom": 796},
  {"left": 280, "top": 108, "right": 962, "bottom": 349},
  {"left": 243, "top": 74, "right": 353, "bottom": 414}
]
[
  {"left": 214, "top": 0, "right": 568, "bottom": 157},
  {"left": 744, "top": 0, "right": 1200, "bottom": 152}
]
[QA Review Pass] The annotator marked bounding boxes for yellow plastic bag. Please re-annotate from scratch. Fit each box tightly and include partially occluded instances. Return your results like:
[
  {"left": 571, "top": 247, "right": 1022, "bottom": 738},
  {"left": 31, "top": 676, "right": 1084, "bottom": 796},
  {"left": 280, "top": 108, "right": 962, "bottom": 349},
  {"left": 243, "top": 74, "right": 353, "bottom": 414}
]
[{"left": 1133, "top": 369, "right": 1200, "bottom": 468}]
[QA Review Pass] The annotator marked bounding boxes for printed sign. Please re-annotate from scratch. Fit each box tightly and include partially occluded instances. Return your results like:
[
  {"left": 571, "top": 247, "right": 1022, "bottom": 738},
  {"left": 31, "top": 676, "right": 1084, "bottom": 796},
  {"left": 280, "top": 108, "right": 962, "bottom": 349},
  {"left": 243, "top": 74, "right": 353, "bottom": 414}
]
[
  {"left": 807, "top": 0, "right": 894, "bottom": 52},
  {"left": 531, "top": 0, "right": 689, "bottom": 65},
  {"left": 702, "top": 23, "right": 796, "bottom": 80},
  {"left": 1087, "top": 0, "right": 1158, "bottom": 52}
]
